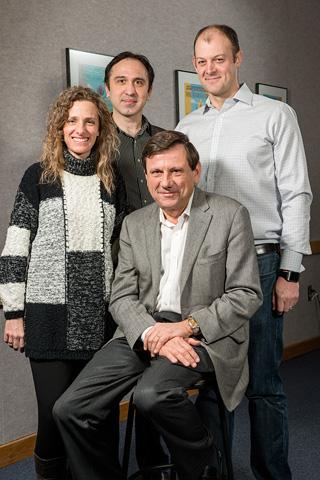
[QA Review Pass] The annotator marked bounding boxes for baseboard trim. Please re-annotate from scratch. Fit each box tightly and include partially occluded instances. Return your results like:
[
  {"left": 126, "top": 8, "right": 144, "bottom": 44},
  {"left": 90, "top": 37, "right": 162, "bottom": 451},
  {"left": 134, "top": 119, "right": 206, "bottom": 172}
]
[
  {"left": 283, "top": 335, "right": 320, "bottom": 361},
  {"left": 310, "top": 240, "right": 320, "bottom": 254},
  {"left": 1, "top": 337, "right": 319, "bottom": 469},
  {"left": 0, "top": 433, "right": 36, "bottom": 469}
]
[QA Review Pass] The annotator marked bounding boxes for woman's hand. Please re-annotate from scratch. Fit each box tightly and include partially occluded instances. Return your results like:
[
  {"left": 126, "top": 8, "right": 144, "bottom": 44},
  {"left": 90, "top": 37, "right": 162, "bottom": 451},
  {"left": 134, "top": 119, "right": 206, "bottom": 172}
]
[{"left": 4, "top": 318, "right": 25, "bottom": 352}]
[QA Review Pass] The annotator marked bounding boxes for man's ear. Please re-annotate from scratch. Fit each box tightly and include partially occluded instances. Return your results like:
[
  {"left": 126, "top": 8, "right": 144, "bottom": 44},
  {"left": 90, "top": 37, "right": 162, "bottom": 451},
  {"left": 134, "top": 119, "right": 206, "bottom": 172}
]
[
  {"left": 192, "top": 56, "right": 198, "bottom": 73},
  {"left": 235, "top": 50, "right": 243, "bottom": 68},
  {"left": 105, "top": 84, "right": 110, "bottom": 97},
  {"left": 147, "top": 87, "right": 153, "bottom": 101},
  {"left": 193, "top": 161, "right": 202, "bottom": 184}
]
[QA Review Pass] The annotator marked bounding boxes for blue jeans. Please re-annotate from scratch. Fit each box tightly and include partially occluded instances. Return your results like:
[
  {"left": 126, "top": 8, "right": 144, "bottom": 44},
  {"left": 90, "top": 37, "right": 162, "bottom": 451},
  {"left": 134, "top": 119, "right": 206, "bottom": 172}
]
[{"left": 247, "top": 251, "right": 291, "bottom": 479}]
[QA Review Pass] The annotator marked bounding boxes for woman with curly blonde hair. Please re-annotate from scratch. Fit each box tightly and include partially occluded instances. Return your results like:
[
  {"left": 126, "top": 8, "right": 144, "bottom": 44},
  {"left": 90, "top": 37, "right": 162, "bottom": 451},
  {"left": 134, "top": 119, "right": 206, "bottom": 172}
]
[
  {"left": 0, "top": 86, "right": 126, "bottom": 479},
  {"left": 41, "top": 85, "right": 118, "bottom": 191}
]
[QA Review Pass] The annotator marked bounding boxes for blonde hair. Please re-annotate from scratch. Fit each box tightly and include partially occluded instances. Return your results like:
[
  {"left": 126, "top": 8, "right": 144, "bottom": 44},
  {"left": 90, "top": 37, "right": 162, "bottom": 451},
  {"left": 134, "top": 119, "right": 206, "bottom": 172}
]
[{"left": 40, "top": 86, "right": 119, "bottom": 193}]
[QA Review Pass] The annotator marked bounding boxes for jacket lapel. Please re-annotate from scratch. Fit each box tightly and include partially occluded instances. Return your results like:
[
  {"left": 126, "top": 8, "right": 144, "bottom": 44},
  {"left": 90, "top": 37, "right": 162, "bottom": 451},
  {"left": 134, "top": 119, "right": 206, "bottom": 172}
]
[
  {"left": 180, "top": 189, "right": 212, "bottom": 293},
  {"left": 144, "top": 204, "right": 162, "bottom": 303}
]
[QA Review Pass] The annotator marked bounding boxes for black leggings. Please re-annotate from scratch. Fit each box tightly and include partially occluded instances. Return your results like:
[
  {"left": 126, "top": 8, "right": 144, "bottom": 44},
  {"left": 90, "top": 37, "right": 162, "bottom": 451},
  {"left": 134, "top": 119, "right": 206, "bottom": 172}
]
[
  {"left": 30, "top": 359, "right": 89, "bottom": 459},
  {"left": 30, "top": 359, "right": 119, "bottom": 460}
]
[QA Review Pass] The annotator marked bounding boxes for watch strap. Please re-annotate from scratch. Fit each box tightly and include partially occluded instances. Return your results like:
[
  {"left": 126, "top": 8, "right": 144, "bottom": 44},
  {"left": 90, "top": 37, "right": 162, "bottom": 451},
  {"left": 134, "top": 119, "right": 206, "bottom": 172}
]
[{"left": 278, "top": 270, "right": 300, "bottom": 282}]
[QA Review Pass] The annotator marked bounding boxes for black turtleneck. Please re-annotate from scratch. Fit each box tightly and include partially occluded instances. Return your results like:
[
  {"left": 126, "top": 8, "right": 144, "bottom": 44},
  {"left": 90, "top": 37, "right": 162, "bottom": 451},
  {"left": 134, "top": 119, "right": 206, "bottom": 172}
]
[{"left": 63, "top": 149, "right": 97, "bottom": 176}]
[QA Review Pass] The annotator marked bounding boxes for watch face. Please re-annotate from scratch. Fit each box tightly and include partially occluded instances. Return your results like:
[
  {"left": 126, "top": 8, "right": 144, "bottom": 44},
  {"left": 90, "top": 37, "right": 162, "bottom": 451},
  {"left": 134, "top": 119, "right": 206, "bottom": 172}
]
[{"left": 188, "top": 317, "right": 200, "bottom": 334}]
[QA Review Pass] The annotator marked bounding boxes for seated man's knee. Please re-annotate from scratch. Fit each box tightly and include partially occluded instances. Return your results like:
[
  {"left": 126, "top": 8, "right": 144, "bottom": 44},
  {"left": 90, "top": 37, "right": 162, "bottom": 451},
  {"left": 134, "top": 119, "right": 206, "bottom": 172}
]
[
  {"left": 134, "top": 382, "right": 186, "bottom": 418},
  {"left": 53, "top": 391, "right": 78, "bottom": 426},
  {"left": 134, "top": 383, "right": 167, "bottom": 417}
]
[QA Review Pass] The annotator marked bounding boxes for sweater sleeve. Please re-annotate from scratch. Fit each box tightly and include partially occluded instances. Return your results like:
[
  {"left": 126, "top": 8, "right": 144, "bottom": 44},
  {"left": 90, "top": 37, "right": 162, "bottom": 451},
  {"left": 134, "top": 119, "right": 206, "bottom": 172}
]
[{"left": 0, "top": 163, "right": 40, "bottom": 319}]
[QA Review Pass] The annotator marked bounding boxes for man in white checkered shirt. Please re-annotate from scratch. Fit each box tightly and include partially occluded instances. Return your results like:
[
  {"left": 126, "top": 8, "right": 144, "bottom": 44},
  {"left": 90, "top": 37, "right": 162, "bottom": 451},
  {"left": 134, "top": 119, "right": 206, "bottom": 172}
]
[{"left": 176, "top": 23, "right": 312, "bottom": 480}]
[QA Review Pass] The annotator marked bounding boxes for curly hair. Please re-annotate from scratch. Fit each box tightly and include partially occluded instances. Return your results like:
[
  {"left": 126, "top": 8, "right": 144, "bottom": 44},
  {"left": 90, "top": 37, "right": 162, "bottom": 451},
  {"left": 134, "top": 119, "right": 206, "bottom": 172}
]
[{"left": 40, "top": 86, "right": 119, "bottom": 193}]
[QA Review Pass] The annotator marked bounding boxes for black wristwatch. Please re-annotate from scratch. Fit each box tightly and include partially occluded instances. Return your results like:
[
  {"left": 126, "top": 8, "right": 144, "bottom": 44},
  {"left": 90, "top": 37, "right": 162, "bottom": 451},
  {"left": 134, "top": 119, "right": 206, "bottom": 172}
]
[{"left": 278, "top": 270, "right": 300, "bottom": 283}]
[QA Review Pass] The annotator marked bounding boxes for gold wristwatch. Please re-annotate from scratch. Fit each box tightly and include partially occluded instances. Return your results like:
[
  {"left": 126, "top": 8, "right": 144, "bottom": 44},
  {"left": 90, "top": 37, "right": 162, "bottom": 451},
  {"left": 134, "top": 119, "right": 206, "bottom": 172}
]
[{"left": 186, "top": 315, "right": 201, "bottom": 336}]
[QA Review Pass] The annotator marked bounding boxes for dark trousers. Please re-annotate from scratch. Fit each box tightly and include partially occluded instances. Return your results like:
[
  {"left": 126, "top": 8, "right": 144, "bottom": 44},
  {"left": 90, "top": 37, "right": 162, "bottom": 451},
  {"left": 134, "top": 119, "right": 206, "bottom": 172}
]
[
  {"left": 195, "top": 387, "right": 234, "bottom": 474},
  {"left": 135, "top": 410, "right": 169, "bottom": 469},
  {"left": 53, "top": 336, "right": 216, "bottom": 480}
]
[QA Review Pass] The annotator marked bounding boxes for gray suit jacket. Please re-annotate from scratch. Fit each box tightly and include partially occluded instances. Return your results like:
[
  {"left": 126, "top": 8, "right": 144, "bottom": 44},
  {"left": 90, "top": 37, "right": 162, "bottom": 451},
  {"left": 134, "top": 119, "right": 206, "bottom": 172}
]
[{"left": 109, "top": 188, "right": 262, "bottom": 411}]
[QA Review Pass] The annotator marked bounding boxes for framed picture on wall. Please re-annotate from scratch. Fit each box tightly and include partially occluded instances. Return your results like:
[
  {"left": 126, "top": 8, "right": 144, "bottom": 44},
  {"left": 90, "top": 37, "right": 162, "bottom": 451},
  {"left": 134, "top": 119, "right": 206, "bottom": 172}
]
[
  {"left": 175, "top": 70, "right": 207, "bottom": 122},
  {"left": 255, "top": 83, "right": 288, "bottom": 103},
  {"left": 66, "top": 48, "right": 114, "bottom": 110}
]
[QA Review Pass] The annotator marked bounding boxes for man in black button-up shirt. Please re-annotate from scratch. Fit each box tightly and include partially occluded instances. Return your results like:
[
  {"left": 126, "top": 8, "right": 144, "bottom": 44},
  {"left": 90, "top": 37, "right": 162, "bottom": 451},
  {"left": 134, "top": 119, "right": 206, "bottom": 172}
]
[{"left": 105, "top": 52, "right": 163, "bottom": 212}]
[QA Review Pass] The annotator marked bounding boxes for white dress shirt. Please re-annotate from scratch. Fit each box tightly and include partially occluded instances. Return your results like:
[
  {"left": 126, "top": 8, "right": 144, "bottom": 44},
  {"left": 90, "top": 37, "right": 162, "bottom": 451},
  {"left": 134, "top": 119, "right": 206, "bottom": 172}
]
[
  {"left": 141, "top": 193, "right": 193, "bottom": 340},
  {"left": 156, "top": 192, "right": 193, "bottom": 313},
  {"left": 176, "top": 83, "right": 312, "bottom": 272}
]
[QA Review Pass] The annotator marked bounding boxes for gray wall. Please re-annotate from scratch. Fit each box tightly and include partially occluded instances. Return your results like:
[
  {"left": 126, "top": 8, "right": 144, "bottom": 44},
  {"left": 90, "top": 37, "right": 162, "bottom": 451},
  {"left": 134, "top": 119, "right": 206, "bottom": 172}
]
[{"left": 1, "top": 0, "right": 320, "bottom": 445}]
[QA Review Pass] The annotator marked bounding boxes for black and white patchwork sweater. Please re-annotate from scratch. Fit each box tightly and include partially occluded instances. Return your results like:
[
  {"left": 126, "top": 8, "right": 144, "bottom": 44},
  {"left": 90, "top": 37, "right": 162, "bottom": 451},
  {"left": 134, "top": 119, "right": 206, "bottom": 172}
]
[{"left": 0, "top": 151, "right": 126, "bottom": 360}]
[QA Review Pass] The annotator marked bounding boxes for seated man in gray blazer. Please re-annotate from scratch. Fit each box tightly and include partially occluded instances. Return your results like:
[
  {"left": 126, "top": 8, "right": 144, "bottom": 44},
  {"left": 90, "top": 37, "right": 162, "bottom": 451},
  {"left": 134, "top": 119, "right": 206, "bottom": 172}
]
[{"left": 54, "top": 130, "right": 262, "bottom": 480}]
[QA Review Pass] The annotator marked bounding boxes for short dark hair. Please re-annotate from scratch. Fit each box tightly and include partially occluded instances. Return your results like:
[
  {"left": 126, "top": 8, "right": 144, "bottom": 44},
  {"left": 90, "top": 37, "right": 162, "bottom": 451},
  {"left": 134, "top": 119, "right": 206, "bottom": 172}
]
[
  {"left": 194, "top": 24, "right": 240, "bottom": 58},
  {"left": 142, "top": 131, "right": 199, "bottom": 171},
  {"left": 104, "top": 51, "right": 155, "bottom": 91}
]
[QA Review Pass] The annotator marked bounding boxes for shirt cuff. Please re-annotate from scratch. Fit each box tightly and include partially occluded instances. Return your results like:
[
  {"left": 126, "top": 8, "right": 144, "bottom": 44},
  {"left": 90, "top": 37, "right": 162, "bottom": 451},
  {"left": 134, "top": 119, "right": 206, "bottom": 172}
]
[
  {"left": 141, "top": 326, "right": 153, "bottom": 342},
  {"left": 280, "top": 249, "right": 303, "bottom": 272}
]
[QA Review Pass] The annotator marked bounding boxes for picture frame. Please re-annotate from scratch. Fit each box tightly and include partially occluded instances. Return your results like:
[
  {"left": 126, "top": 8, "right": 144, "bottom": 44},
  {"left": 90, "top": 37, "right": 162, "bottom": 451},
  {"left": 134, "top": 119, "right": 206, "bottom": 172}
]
[
  {"left": 255, "top": 83, "right": 288, "bottom": 103},
  {"left": 175, "top": 70, "right": 207, "bottom": 122},
  {"left": 66, "top": 48, "right": 114, "bottom": 110}
]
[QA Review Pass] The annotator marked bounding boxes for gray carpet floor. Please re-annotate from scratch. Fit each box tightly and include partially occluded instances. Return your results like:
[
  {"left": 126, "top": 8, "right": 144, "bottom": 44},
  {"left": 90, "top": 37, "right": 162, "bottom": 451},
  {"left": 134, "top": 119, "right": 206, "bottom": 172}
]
[{"left": 1, "top": 349, "right": 319, "bottom": 480}]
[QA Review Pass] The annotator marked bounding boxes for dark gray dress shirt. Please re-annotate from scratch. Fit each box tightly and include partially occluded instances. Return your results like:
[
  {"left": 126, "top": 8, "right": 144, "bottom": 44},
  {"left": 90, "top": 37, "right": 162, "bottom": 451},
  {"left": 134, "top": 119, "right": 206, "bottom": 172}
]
[{"left": 116, "top": 116, "right": 163, "bottom": 212}]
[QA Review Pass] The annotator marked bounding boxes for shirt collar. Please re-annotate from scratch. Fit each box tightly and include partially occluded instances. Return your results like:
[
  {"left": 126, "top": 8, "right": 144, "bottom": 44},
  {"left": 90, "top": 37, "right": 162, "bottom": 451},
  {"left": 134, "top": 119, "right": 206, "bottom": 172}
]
[
  {"left": 159, "top": 190, "right": 194, "bottom": 227},
  {"left": 233, "top": 83, "right": 253, "bottom": 105},
  {"left": 114, "top": 115, "right": 150, "bottom": 137},
  {"left": 203, "top": 83, "right": 253, "bottom": 114}
]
